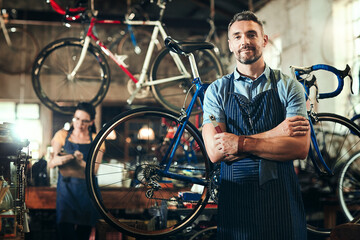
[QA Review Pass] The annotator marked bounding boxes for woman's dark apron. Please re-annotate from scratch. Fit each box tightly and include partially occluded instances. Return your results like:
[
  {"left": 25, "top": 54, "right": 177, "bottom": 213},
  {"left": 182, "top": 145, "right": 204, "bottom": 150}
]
[
  {"left": 56, "top": 130, "right": 99, "bottom": 226},
  {"left": 217, "top": 71, "right": 307, "bottom": 240}
]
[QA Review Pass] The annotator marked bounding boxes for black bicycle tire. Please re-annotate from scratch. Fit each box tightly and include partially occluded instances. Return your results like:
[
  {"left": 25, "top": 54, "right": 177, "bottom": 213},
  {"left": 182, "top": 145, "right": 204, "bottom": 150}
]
[
  {"left": 189, "top": 226, "right": 217, "bottom": 240},
  {"left": 86, "top": 107, "right": 211, "bottom": 238},
  {"left": 31, "top": 38, "right": 110, "bottom": 115},
  {"left": 338, "top": 150, "right": 360, "bottom": 222},
  {"left": 150, "top": 47, "right": 223, "bottom": 114},
  {"left": 303, "top": 112, "right": 360, "bottom": 235},
  {"left": 0, "top": 26, "right": 39, "bottom": 74}
]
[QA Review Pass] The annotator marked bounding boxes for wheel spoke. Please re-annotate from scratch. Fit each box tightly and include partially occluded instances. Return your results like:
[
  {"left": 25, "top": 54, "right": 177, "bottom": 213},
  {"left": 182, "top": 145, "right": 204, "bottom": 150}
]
[{"left": 86, "top": 108, "right": 210, "bottom": 238}]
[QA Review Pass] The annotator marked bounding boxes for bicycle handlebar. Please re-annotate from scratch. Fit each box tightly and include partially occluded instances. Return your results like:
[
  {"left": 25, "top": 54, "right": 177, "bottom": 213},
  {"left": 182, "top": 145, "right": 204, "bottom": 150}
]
[
  {"left": 49, "top": 0, "right": 87, "bottom": 21},
  {"left": 290, "top": 64, "right": 353, "bottom": 99},
  {"left": 50, "top": 0, "right": 170, "bottom": 22}
]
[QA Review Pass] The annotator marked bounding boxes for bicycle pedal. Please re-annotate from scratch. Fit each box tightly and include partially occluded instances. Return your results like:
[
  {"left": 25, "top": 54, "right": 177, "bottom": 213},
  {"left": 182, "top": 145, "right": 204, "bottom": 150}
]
[{"left": 148, "top": 180, "right": 161, "bottom": 190}]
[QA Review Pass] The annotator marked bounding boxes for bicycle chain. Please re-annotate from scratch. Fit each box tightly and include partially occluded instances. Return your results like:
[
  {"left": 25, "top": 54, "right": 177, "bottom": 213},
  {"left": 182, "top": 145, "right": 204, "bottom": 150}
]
[
  {"left": 139, "top": 163, "right": 207, "bottom": 203},
  {"left": 145, "top": 194, "right": 201, "bottom": 204},
  {"left": 168, "top": 165, "right": 206, "bottom": 172}
]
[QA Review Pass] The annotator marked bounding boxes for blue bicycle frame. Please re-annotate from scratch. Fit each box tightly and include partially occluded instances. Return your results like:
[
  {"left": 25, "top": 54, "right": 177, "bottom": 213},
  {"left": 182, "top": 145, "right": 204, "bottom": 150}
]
[{"left": 156, "top": 52, "right": 210, "bottom": 186}]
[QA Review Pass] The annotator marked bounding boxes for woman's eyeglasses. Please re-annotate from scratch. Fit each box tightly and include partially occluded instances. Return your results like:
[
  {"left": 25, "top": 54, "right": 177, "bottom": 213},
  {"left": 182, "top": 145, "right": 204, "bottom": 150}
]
[{"left": 72, "top": 117, "right": 91, "bottom": 124}]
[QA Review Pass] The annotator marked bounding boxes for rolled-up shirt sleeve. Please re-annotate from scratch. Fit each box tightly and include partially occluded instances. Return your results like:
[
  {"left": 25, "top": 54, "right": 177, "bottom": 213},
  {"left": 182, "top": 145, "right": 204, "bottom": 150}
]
[
  {"left": 203, "top": 81, "right": 225, "bottom": 125},
  {"left": 281, "top": 73, "right": 308, "bottom": 119}
]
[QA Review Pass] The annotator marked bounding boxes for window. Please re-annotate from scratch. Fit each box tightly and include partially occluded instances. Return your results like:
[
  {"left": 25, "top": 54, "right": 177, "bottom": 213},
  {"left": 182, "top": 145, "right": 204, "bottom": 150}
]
[
  {"left": 351, "top": 0, "right": 360, "bottom": 95},
  {"left": 0, "top": 102, "right": 42, "bottom": 159}
]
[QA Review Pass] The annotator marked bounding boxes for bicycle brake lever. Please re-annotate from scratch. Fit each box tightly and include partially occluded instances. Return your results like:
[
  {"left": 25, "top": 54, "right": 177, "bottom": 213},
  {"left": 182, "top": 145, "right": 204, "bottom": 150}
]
[
  {"left": 304, "top": 75, "right": 319, "bottom": 103},
  {"left": 340, "top": 64, "right": 354, "bottom": 94},
  {"left": 339, "top": 64, "right": 351, "bottom": 79},
  {"left": 293, "top": 66, "right": 313, "bottom": 76},
  {"left": 349, "top": 74, "right": 354, "bottom": 95},
  {"left": 305, "top": 75, "right": 317, "bottom": 88},
  {"left": 314, "top": 83, "right": 319, "bottom": 103},
  {"left": 304, "top": 75, "right": 319, "bottom": 102}
]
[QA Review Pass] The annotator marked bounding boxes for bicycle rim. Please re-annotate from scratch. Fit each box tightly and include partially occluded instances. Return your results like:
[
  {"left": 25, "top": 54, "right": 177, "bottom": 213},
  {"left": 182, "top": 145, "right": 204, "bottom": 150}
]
[
  {"left": 150, "top": 48, "right": 223, "bottom": 114},
  {"left": 338, "top": 151, "right": 360, "bottom": 221},
  {"left": 31, "top": 38, "right": 110, "bottom": 115},
  {"left": 86, "top": 107, "right": 210, "bottom": 238},
  {"left": 299, "top": 113, "right": 360, "bottom": 235},
  {"left": 0, "top": 26, "right": 39, "bottom": 74}
]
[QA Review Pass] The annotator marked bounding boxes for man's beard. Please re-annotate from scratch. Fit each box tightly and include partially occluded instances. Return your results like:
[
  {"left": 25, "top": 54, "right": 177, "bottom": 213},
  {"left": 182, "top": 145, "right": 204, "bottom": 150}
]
[
  {"left": 236, "top": 46, "right": 262, "bottom": 64},
  {"left": 239, "top": 53, "right": 262, "bottom": 64}
]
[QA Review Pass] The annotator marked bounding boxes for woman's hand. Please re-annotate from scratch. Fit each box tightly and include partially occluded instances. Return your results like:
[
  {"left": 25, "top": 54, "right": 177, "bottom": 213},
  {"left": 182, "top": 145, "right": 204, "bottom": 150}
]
[
  {"left": 73, "top": 150, "right": 86, "bottom": 168},
  {"left": 73, "top": 150, "right": 83, "bottom": 162},
  {"left": 57, "top": 153, "right": 75, "bottom": 166}
]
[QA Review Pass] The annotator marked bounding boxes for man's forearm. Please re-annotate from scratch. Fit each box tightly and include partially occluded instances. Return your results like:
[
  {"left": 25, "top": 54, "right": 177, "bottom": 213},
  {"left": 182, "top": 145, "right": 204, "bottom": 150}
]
[
  {"left": 203, "top": 116, "right": 310, "bottom": 163},
  {"left": 242, "top": 132, "right": 310, "bottom": 161}
]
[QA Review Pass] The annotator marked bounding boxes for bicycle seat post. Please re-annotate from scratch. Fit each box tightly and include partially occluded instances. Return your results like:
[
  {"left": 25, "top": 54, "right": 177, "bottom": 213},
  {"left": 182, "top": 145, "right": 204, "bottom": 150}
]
[{"left": 188, "top": 53, "right": 199, "bottom": 81}]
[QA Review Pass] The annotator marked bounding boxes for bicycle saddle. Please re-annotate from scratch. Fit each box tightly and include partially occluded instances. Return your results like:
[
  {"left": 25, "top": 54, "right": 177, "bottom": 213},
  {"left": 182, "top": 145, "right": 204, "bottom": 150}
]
[{"left": 165, "top": 37, "right": 215, "bottom": 55}]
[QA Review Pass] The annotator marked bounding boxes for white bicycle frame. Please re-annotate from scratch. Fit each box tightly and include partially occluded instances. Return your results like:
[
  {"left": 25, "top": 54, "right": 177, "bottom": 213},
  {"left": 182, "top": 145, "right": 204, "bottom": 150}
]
[
  {"left": 67, "top": 9, "right": 191, "bottom": 105},
  {"left": 0, "top": 12, "right": 12, "bottom": 47}
]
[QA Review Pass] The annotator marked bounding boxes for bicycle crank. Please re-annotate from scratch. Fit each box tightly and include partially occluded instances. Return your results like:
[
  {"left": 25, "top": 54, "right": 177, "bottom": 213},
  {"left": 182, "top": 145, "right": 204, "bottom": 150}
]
[{"left": 127, "top": 74, "right": 150, "bottom": 99}]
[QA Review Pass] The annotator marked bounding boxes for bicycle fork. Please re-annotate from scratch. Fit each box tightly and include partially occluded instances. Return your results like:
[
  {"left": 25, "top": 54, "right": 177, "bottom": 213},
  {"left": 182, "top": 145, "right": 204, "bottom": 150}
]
[
  {"left": 67, "top": 36, "right": 91, "bottom": 81},
  {"left": 308, "top": 113, "right": 333, "bottom": 175}
]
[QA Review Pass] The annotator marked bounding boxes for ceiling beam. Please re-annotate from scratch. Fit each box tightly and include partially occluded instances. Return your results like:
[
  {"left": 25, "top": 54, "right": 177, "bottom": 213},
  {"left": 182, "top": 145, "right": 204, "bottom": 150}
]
[{"left": 189, "top": 0, "right": 248, "bottom": 19}]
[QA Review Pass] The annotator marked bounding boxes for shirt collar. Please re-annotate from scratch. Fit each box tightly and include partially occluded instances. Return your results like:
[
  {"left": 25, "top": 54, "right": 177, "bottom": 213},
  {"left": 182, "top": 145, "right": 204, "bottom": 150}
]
[{"left": 234, "top": 64, "right": 271, "bottom": 83}]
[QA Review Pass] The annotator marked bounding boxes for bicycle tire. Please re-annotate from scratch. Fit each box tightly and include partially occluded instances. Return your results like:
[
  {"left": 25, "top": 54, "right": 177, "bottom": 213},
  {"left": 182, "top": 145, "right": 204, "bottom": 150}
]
[
  {"left": 298, "top": 113, "right": 360, "bottom": 235},
  {"left": 189, "top": 226, "right": 217, "bottom": 240},
  {"left": 338, "top": 150, "right": 360, "bottom": 222},
  {"left": 86, "top": 107, "right": 211, "bottom": 238},
  {"left": 150, "top": 47, "right": 223, "bottom": 114},
  {"left": 0, "top": 26, "right": 39, "bottom": 74},
  {"left": 31, "top": 38, "right": 110, "bottom": 115}
]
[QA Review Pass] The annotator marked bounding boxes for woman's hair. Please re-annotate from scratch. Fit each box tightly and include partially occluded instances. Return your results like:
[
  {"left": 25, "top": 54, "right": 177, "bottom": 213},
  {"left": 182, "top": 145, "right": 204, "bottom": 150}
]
[
  {"left": 76, "top": 102, "right": 96, "bottom": 120},
  {"left": 69, "top": 102, "right": 97, "bottom": 133}
]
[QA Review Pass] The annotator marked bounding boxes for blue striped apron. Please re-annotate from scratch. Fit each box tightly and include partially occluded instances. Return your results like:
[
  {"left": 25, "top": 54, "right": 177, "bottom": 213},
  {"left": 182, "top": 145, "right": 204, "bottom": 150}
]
[
  {"left": 56, "top": 130, "right": 100, "bottom": 226},
  {"left": 217, "top": 70, "right": 307, "bottom": 240}
]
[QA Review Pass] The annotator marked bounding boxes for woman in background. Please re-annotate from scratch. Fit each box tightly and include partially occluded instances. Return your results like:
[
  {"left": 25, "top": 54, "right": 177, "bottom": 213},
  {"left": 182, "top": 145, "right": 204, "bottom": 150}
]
[{"left": 49, "top": 102, "right": 103, "bottom": 240}]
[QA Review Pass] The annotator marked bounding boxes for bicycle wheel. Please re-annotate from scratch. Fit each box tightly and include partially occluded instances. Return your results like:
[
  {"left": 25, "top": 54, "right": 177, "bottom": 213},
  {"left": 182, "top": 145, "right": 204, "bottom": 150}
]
[
  {"left": 338, "top": 151, "right": 360, "bottom": 222},
  {"left": 150, "top": 47, "right": 223, "bottom": 114},
  {"left": 31, "top": 38, "right": 110, "bottom": 115},
  {"left": 0, "top": 26, "right": 39, "bottom": 74},
  {"left": 298, "top": 113, "right": 360, "bottom": 235},
  {"left": 86, "top": 107, "right": 211, "bottom": 238}
]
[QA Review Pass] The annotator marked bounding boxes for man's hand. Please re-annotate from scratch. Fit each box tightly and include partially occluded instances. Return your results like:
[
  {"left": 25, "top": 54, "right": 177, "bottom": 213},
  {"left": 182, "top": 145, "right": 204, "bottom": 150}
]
[
  {"left": 273, "top": 116, "right": 309, "bottom": 137},
  {"left": 214, "top": 132, "right": 240, "bottom": 155},
  {"left": 214, "top": 133, "right": 248, "bottom": 163}
]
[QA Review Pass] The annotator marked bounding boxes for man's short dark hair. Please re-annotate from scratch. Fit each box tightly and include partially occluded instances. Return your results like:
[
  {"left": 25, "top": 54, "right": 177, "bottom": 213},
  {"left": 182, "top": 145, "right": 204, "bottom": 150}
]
[{"left": 228, "top": 11, "right": 264, "bottom": 32}]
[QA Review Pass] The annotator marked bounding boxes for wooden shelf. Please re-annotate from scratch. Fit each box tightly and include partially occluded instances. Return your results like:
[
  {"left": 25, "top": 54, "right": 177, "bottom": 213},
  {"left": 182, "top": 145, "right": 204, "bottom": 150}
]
[{"left": 25, "top": 186, "right": 216, "bottom": 210}]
